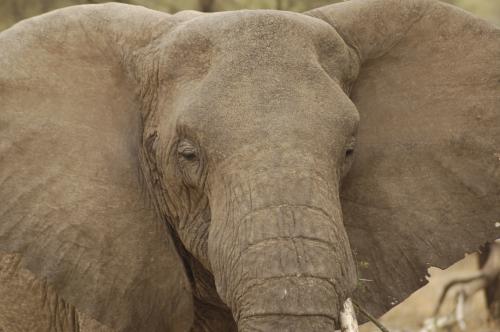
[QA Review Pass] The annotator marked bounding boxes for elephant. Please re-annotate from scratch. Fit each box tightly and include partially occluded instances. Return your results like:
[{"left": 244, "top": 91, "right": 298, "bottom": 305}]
[{"left": 0, "top": 0, "right": 499, "bottom": 331}]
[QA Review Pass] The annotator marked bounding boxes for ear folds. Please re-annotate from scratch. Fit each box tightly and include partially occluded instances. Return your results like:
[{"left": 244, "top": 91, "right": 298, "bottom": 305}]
[
  {"left": 0, "top": 4, "right": 193, "bottom": 331},
  {"left": 307, "top": 0, "right": 500, "bottom": 318}
]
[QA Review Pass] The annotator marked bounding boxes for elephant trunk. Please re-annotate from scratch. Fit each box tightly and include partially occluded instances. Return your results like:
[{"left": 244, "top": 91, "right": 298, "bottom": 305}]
[{"left": 208, "top": 171, "right": 357, "bottom": 331}]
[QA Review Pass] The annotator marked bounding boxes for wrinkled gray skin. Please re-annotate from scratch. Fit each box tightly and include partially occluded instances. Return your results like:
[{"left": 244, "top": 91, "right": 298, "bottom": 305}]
[
  {"left": 135, "top": 9, "right": 359, "bottom": 331},
  {"left": 0, "top": 0, "right": 499, "bottom": 331}
]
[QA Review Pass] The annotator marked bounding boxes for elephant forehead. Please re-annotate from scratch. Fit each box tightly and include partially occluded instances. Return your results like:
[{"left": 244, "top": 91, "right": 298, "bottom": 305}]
[
  {"left": 159, "top": 9, "right": 353, "bottom": 76},
  {"left": 155, "top": 10, "right": 359, "bottom": 160},
  {"left": 174, "top": 9, "right": 336, "bottom": 48},
  {"left": 171, "top": 66, "right": 358, "bottom": 163}
]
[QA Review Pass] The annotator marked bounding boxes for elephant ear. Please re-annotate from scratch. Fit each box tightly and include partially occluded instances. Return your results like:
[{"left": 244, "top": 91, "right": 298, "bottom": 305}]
[
  {"left": 307, "top": 0, "right": 500, "bottom": 318},
  {"left": 0, "top": 4, "right": 194, "bottom": 331}
]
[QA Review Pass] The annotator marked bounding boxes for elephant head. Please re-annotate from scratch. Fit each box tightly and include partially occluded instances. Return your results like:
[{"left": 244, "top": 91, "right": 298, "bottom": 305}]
[{"left": 0, "top": 0, "right": 499, "bottom": 331}]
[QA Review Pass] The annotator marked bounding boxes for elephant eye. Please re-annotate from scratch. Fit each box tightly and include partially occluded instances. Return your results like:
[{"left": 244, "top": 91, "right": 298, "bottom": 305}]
[
  {"left": 345, "top": 147, "right": 354, "bottom": 158},
  {"left": 341, "top": 144, "right": 356, "bottom": 178},
  {"left": 180, "top": 150, "right": 197, "bottom": 161},
  {"left": 177, "top": 141, "right": 199, "bottom": 162},
  {"left": 176, "top": 139, "right": 204, "bottom": 188},
  {"left": 344, "top": 135, "right": 356, "bottom": 159}
]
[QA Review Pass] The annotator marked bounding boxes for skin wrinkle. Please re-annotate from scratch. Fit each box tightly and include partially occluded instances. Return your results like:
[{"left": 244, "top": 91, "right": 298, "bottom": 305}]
[
  {"left": 216, "top": 164, "right": 340, "bottom": 200},
  {"left": 1, "top": 172, "right": 59, "bottom": 217},
  {"left": 342, "top": 142, "right": 496, "bottom": 226},
  {"left": 431, "top": 148, "right": 492, "bottom": 198},
  {"left": 238, "top": 236, "right": 343, "bottom": 263},
  {"left": 290, "top": 211, "right": 302, "bottom": 272},
  {"left": 1, "top": 4, "right": 198, "bottom": 331},
  {"left": 3, "top": 1, "right": 497, "bottom": 330},
  {"left": 308, "top": 9, "right": 361, "bottom": 65},
  {"left": 0, "top": 252, "right": 90, "bottom": 332},
  {"left": 165, "top": 99, "right": 357, "bottom": 328},
  {"left": 220, "top": 183, "right": 243, "bottom": 302},
  {"left": 235, "top": 275, "right": 342, "bottom": 310},
  {"left": 368, "top": 0, "right": 432, "bottom": 62},
  {"left": 239, "top": 312, "right": 337, "bottom": 325},
  {"left": 139, "top": 120, "right": 208, "bottom": 312},
  {"left": 308, "top": 0, "right": 432, "bottom": 63},
  {"left": 209, "top": 168, "right": 354, "bottom": 328},
  {"left": 320, "top": 16, "right": 500, "bottom": 316},
  {"left": 235, "top": 203, "right": 334, "bottom": 227},
  {"left": 134, "top": 44, "right": 162, "bottom": 123},
  {"left": 218, "top": 165, "right": 340, "bottom": 201}
]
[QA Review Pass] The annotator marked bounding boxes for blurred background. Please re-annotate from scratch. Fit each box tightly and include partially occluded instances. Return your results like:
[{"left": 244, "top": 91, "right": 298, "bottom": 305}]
[
  {"left": 1, "top": 0, "right": 499, "bottom": 31},
  {"left": 1, "top": 1, "right": 498, "bottom": 331}
]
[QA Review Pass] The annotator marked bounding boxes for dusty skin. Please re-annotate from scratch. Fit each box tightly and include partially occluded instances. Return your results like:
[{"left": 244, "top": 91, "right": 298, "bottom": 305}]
[{"left": 0, "top": 0, "right": 499, "bottom": 331}]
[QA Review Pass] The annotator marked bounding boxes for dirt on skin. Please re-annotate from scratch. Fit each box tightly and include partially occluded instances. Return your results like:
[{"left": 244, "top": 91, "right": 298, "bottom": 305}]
[{"left": 360, "top": 254, "right": 499, "bottom": 332}]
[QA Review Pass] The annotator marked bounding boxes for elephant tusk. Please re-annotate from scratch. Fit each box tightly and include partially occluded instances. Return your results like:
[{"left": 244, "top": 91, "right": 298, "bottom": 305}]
[
  {"left": 340, "top": 298, "right": 359, "bottom": 332},
  {"left": 351, "top": 299, "right": 391, "bottom": 332}
]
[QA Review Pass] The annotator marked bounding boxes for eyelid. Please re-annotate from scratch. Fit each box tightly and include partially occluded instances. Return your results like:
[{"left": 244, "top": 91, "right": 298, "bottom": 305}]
[
  {"left": 177, "top": 140, "right": 196, "bottom": 153},
  {"left": 179, "top": 147, "right": 196, "bottom": 154}
]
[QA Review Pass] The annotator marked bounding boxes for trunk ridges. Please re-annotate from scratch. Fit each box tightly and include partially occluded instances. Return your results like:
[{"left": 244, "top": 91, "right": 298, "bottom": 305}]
[{"left": 207, "top": 172, "right": 357, "bottom": 331}]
